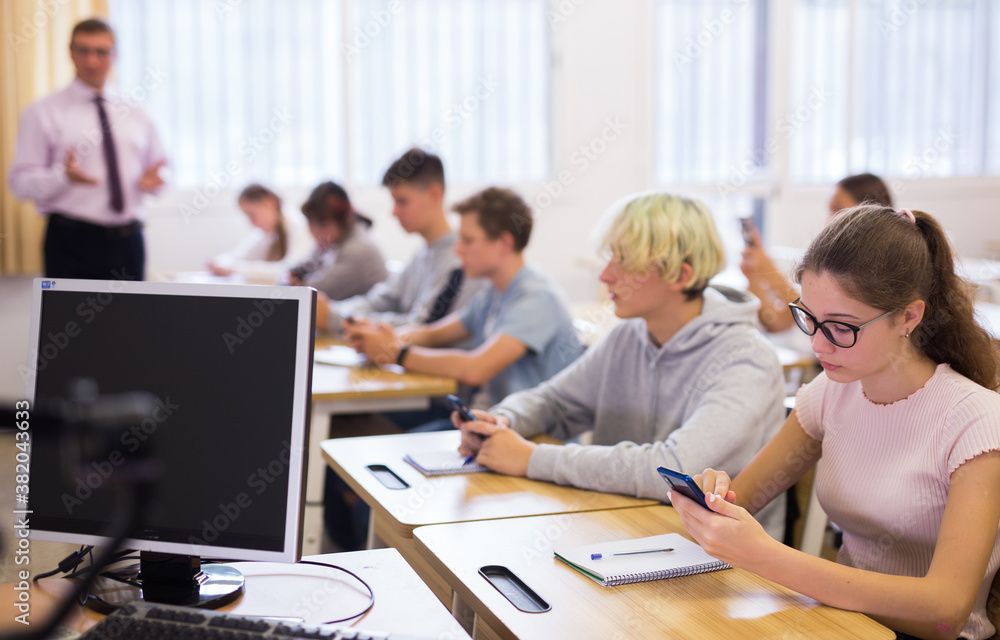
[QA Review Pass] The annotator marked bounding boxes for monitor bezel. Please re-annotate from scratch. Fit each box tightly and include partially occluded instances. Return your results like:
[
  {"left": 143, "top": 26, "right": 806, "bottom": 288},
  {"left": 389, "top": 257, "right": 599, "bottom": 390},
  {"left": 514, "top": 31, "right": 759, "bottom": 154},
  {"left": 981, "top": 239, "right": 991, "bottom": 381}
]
[{"left": 24, "top": 277, "right": 314, "bottom": 564}]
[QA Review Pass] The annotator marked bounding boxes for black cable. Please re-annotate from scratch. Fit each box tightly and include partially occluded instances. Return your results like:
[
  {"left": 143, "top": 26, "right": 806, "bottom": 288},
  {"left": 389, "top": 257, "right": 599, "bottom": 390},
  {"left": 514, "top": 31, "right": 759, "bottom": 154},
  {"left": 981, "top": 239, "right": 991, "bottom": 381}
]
[
  {"left": 32, "top": 546, "right": 93, "bottom": 581},
  {"left": 4, "top": 483, "right": 150, "bottom": 640},
  {"left": 293, "top": 560, "right": 376, "bottom": 624}
]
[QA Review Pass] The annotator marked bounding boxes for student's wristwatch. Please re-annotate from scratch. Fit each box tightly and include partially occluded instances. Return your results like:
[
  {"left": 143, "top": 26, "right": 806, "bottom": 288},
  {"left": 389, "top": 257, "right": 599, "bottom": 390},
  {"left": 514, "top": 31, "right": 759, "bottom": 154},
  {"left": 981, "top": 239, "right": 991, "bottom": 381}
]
[{"left": 396, "top": 344, "right": 411, "bottom": 366}]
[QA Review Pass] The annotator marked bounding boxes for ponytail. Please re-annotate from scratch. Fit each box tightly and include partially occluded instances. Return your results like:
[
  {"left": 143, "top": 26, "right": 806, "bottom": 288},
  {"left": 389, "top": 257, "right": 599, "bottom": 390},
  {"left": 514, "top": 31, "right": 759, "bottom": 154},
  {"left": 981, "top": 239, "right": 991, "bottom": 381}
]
[
  {"left": 796, "top": 205, "right": 999, "bottom": 390},
  {"left": 912, "top": 211, "right": 998, "bottom": 390}
]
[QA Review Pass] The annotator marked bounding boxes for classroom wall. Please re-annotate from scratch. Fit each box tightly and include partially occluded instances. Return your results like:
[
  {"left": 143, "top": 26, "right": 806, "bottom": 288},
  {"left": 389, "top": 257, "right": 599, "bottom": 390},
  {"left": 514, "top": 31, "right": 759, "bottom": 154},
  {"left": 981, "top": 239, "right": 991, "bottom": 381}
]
[{"left": 142, "top": 1, "right": 1000, "bottom": 302}]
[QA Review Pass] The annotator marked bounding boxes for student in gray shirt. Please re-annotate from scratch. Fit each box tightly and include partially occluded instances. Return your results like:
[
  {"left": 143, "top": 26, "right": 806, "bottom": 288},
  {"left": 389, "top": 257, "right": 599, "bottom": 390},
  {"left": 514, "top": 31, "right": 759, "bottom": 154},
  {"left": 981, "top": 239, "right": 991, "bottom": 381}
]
[
  {"left": 315, "top": 149, "right": 485, "bottom": 331},
  {"left": 345, "top": 187, "right": 585, "bottom": 410},
  {"left": 453, "top": 192, "right": 788, "bottom": 539},
  {"left": 287, "top": 181, "right": 387, "bottom": 300}
]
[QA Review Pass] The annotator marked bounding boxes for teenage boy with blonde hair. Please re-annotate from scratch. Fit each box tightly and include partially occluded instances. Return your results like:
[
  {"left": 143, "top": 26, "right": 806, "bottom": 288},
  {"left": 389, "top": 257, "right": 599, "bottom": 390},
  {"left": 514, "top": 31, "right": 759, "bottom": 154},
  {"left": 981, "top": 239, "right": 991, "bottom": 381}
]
[{"left": 455, "top": 192, "right": 788, "bottom": 538}]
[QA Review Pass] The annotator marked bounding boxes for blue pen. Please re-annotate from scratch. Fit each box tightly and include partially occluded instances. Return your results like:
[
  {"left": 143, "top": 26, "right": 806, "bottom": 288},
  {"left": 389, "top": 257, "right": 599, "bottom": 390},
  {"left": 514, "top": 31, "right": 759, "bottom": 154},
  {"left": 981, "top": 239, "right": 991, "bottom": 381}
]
[
  {"left": 463, "top": 433, "right": 489, "bottom": 464},
  {"left": 591, "top": 547, "right": 674, "bottom": 560}
]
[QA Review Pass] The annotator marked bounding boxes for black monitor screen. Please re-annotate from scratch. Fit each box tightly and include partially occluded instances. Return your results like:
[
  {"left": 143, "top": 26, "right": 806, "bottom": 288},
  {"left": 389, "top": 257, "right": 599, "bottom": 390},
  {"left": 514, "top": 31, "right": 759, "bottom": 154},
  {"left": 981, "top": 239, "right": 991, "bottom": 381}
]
[{"left": 27, "top": 284, "right": 311, "bottom": 559}]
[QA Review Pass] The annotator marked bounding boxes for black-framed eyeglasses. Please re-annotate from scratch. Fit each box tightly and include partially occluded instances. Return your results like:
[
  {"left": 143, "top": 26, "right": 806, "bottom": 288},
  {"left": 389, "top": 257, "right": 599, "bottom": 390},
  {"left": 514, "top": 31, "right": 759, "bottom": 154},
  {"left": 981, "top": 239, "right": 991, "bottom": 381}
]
[{"left": 788, "top": 298, "right": 893, "bottom": 348}]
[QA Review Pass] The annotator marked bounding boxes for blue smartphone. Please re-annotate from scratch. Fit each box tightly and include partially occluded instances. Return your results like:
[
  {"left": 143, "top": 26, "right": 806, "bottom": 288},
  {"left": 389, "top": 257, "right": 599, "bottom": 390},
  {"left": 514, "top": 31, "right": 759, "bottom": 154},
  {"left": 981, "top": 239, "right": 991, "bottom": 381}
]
[
  {"left": 657, "top": 467, "right": 711, "bottom": 510},
  {"left": 446, "top": 394, "right": 477, "bottom": 423}
]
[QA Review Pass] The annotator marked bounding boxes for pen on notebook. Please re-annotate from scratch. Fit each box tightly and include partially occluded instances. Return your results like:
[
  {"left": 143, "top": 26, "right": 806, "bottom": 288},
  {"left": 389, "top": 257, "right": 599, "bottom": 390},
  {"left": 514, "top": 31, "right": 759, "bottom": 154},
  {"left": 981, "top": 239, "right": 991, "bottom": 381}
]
[
  {"left": 591, "top": 547, "right": 674, "bottom": 560},
  {"left": 463, "top": 433, "right": 489, "bottom": 464}
]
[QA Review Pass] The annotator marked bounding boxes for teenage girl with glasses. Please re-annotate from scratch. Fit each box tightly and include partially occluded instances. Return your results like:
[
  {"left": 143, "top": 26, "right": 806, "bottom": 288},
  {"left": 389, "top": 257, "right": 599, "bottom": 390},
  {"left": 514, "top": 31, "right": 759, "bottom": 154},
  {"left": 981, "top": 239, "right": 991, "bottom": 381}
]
[{"left": 672, "top": 205, "right": 1000, "bottom": 640}]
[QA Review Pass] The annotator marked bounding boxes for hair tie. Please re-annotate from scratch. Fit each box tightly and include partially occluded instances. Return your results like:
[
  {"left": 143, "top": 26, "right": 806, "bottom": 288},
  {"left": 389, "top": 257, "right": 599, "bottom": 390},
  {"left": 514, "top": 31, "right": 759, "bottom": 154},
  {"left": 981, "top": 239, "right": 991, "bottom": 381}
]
[{"left": 898, "top": 208, "right": 916, "bottom": 224}]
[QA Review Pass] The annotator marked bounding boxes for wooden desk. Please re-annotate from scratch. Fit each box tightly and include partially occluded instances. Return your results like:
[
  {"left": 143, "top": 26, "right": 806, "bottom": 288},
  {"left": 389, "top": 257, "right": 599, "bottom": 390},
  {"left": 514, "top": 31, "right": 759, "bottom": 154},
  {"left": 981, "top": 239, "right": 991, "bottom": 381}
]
[
  {"left": 0, "top": 548, "right": 468, "bottom": 637},
  {"left": 413, "top": 506, "right": 893, "bottom": 640},
  {"left": 321, "top": 431, "right": 659, "bottom": 605},
  {"left": 303, "top": 357, "right": 457, "bottom": 555}
]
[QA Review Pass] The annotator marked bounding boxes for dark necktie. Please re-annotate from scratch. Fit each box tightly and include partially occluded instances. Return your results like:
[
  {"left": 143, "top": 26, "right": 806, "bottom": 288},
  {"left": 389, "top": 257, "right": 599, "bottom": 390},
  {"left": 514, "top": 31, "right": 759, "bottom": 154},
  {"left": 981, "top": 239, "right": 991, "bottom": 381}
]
[
  {"left": 95, "top": 96, "right": 125, "bottom": 213},
  {"left": 425, "top": 267, "right": 465, "bottom": 323}
]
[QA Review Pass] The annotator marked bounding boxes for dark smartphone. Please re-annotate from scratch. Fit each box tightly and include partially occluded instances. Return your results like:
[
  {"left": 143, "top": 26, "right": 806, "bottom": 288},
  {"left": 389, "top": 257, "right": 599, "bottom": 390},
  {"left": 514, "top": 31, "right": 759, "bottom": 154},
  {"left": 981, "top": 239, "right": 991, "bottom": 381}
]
[
  {"left": 657, "top": 467, "right": 711, "bottom": 510},
  {"left": 446, "top": 394, "right": 477, "bottom": 422},
  {"left": 739, "top": 216, "right": 755, "bottom": 246}
]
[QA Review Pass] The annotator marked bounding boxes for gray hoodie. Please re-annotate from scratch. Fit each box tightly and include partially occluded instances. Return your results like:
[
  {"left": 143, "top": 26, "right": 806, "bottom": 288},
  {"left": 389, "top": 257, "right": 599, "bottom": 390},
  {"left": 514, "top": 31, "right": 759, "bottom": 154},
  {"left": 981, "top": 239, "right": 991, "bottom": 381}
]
[{"left": 491, "top": 286, "right": 787, "bottom": 539}]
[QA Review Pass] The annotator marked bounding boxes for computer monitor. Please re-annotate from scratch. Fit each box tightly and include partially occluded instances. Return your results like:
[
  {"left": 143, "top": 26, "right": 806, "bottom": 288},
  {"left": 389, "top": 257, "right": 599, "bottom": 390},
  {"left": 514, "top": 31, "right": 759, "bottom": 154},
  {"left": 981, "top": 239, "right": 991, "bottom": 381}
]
[{"left": 24, "top": 278, "right": 315, "bottom": 610}]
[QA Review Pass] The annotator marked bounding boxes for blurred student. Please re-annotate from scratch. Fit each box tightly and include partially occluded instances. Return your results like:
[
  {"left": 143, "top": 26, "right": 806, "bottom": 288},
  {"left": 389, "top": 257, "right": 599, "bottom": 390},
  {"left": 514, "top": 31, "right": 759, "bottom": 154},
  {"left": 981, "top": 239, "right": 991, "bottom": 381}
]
[
  {"left": 345, "top": 186, "right": 585, "bottom": 422},
  {"left": 287, "top": 181, "right": 388, "bottom": 301},
  {"left": 453, "top": 192, "right": 787, "bottom": 538},
  {"left": 741, "top": 173, "right": 893, "bottom": 332},
  {"left": 207, "top": 184, "right": 311, "bottom": 283},
  {"left": 315, "top": 148, "right": 484, "bottom": 331},
  {"left": 673, "top": 205, "right": 1000, "bottom": 640}
]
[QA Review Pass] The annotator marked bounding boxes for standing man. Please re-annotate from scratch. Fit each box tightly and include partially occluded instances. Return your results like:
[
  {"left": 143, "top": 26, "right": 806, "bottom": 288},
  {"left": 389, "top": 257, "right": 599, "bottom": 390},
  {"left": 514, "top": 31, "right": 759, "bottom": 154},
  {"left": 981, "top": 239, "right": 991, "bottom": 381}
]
[{"left": 9, "top": 18, "right": 166, "bottom": 281}]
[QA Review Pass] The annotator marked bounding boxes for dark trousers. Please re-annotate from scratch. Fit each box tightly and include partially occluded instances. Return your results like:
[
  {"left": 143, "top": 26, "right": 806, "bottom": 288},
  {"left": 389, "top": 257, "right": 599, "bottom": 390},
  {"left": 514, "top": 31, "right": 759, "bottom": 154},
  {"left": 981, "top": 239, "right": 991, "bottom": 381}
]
[{"left": 44, "top": 214, "right": 145, "bottom": 281}]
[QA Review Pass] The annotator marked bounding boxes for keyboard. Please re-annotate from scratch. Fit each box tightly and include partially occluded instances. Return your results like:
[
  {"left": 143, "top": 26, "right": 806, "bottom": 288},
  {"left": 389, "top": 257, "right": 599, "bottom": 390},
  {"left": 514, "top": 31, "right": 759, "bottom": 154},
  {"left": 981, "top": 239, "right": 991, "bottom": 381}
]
[{"left": 77, "top": 601, "right": 439, "bottom": 640}]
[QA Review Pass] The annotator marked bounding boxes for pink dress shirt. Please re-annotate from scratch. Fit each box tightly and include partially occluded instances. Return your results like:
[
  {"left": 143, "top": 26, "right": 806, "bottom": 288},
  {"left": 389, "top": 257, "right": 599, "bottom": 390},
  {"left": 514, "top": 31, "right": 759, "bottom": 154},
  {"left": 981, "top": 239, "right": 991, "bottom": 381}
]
[
  {"left": 797, "top": 364, "right": 1000, "bottom": 639},
  {"left": 8, "top": 77, "right": 166, "bottom": 226}
]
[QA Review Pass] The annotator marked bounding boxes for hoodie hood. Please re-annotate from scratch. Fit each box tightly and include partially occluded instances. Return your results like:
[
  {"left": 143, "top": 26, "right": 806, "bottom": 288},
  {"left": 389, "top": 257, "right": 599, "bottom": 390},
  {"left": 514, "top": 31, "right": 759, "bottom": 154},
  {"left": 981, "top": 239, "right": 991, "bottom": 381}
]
[{"left": 634, "top": 285, "right": 762, "bottom": 359}]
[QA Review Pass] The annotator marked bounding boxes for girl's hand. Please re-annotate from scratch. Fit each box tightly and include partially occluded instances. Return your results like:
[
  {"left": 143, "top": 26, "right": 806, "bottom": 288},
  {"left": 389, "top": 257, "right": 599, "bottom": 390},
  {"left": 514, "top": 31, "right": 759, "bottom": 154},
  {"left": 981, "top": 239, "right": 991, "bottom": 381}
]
[
  {"left": 670, "top": 488, "right": 773, "bottom": 570},
  {"left": 694, "top": 468, "right": 737, "bottom": 504}
]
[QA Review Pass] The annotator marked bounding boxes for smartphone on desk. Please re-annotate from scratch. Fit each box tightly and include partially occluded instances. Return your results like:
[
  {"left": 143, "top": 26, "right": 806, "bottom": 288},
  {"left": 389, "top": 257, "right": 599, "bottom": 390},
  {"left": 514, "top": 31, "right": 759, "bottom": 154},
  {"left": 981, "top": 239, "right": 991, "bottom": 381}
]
[{"left": 657, "top": 467, "right": 711, "bottom": 510}]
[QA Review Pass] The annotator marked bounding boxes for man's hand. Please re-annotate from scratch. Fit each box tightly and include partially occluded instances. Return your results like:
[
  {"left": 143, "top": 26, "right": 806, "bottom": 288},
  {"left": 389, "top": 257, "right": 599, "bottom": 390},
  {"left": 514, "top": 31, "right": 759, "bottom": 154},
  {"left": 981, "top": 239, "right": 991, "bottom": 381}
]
[
  {"left": 65, "top": 148, "right": 98, "bottom": 184},
  {"left": 139, "top": 160, "right": 166, "bottom": 193}
]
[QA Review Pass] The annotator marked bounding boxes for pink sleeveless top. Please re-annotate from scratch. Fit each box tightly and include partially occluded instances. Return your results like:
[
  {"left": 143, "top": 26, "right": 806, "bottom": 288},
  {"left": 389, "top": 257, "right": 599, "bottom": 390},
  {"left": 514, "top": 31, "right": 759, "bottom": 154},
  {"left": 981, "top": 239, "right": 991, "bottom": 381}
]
[{"left": 797, "top": 364, "right": 1000, "bottom": 639}]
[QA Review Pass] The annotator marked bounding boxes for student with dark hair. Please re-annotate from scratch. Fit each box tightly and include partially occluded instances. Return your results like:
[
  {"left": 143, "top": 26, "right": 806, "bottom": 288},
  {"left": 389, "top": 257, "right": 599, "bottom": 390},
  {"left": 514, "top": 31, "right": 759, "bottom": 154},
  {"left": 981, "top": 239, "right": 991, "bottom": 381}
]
[
  {"left": 287, "top": 181, "right": 387, "bottom": 300},
  {"left": 9, "top": 17, "right": 166, "bottom": 280},
  {"left": 741, "top": 173, "right": 894, "bottom": 333},
  {"left": 454, "top": 191, "right": 787, "bottom": 539},
  {"left": 344, "top": 186, "right": 584, "bottom": 416},
  {"left": 208, "top": 184, "right": 311, "bottom": 283},
  {"left": 673, "top": 205, "right": 1000, "bottom": 640},
  {"left": 315, "top": 148, "right": 485, "bottom": 330}
]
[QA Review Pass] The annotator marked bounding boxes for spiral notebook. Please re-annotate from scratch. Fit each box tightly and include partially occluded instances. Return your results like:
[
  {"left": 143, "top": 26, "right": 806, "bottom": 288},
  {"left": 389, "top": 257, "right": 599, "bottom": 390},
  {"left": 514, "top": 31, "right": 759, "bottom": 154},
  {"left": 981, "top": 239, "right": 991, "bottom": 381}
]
[
  {"left": 553, "top": 533, "right": 730, "bottom": 587},
  {"left": 403, "top": 451, "right": 490, "bottom": 476}
]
